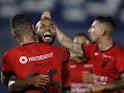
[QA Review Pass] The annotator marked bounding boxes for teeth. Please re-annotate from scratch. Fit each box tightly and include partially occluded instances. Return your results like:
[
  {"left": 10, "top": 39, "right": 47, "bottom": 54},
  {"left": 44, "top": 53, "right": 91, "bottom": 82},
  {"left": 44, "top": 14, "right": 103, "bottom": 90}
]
[
  {"left": 45, "top": 37, "right": 51, "bottom": 39},
  {"left": 43, "top": 32, "right": 52, "bottom": 39},
  {"left": 44, "top": 32, "right": 51, "bottom": 36}
]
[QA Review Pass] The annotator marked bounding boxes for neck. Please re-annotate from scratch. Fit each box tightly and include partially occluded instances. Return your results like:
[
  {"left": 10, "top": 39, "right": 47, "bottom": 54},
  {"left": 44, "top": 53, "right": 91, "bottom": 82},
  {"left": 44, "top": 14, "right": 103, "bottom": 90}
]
[
  {"left": 17, "top": 36, "right": 35, "bottom": 46},
  {"left": 97, "top": 38, "right": 113, "bottom": 51}
]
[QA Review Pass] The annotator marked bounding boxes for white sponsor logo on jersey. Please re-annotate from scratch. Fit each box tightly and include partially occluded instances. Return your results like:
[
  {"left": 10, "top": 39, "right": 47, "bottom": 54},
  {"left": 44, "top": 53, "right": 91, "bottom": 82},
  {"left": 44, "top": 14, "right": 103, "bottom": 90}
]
[
  {"left": 19, "top": 56, "right": 28, "bottom": 64},
  {"left": 94, "top": 74, "right": 108, "bottom": 85},
  {"left": 19, "top": 52, "right": 54, "bottom": 64},
  {"left": 71, "top": 83, "right": 90, "bottom": 93}
]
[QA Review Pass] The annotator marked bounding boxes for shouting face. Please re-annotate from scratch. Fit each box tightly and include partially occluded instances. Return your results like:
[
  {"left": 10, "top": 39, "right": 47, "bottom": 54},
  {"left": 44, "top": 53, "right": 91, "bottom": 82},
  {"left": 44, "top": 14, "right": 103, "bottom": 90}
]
[{"left": 35, "top": 19, "right": 56, "bottom": 44}]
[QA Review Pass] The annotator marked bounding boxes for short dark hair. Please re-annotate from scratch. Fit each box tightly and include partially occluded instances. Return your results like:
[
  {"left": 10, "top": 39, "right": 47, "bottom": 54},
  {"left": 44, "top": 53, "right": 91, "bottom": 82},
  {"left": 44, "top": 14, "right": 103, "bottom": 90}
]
[
  {"left": 95, "top": 16, "right": 116, "bottom": 36},
  {"left": 10, "top": 13, "right": 32, "bottom": 32},
  {"left": 95, "top": 16, "right": 116, "bottom": 29},
  {"left": 35, "top": 18, "right": 54, "bottom": 32}
]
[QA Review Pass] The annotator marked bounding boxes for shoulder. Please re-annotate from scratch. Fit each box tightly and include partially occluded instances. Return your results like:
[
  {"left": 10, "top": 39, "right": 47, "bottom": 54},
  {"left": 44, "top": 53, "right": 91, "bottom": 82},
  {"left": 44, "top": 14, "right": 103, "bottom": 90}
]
[
  {"left": 52, "top": 45, "right": 70, "bottom": 58},
  {"left": 109, "top": 44, "right": 124, "bottom": 61},
  {"left": 113, "top": 44, "right": 124, "bottom": 54},
  {"left": 53, "top": 45, "right": 69, "bottom": 53},
  {"left": 2, "top": 47, "right": 20, "bottom": 66},
  {"left": 116, "top": 44, "right": 123, "bottom": 49},
  {"left": 3, "top": 46, "right": 20, "bottom": 57}
]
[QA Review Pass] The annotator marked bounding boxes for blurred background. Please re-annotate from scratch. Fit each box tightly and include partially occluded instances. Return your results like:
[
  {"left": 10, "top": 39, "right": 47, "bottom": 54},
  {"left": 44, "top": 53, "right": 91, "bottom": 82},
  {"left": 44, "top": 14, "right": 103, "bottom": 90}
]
[{"left": 0, "top": 0, "right": 124, "bottom": 92}]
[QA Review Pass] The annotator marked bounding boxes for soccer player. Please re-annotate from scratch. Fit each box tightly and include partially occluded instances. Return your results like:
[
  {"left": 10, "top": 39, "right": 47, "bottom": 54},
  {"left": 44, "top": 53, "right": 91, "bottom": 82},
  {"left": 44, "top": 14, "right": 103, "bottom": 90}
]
[
  {"left": 35, "top": 14, "right": 70, "bottom": 93},
  {"left": 41, "top": 11, "right": 93, "bottom": 93},
  {"left": 1, "top": 13, "right": 70, "bottom": 93},
  {"left": 52, "top": 14, "right": 124, "bottom": 93},
  {"left": 69, "top": 33, "right": 93, "bottom": 93},
  {"left": 40, "top": 11, "right": 85, "bottom": 63},
  {"left": 69, "top": 33, "right": 90, "bottom": 63}
]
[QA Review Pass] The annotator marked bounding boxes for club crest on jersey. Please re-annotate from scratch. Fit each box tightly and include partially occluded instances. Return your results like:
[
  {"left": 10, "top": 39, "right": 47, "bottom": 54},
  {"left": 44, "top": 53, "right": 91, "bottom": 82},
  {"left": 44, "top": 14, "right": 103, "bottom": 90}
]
[
  {"left": 101, "top": 60, "right": 108, "bottom": 68},
  {"left": 19, "top": 52, "right": 54, "bottom": 64}
]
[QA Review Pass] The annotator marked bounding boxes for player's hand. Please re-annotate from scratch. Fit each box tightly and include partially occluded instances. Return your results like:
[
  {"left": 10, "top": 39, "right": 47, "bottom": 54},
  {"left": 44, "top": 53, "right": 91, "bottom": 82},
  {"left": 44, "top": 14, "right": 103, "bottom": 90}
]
[
  {"left": 82, "top": 71, "right": 93, "bottom": 83},
  {"left": 88, "top": 84, "right": 106, "bottom": 93},
  {"left": 41, "top": 11, "right": 51, "bottom": 19},
  {"left": 27, "top": 75, "right": 49, "bottom": 87}
]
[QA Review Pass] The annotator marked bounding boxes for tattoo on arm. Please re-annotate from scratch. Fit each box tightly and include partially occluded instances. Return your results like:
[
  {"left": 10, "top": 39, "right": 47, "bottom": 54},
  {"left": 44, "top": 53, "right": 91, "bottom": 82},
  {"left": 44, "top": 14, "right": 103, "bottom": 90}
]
[
  {"left": 106, "top": 73, "right": 124, "bottom": 90},
  {"left": 9, "top": 80, "right": 28, "bottom": 92},
  {"left": 72, "top": 43, "right": 82, "bottom": 52},
  {"left": 111, "top": 79, "right": 124, "bottom": 90},
  {"left": 61, "top": 38, "right": 66, "bottom": 44},
  {"left": 8, "top": 76, "right": 28, "bottom": 91},
  {"left": 61, "top": 38, "right": 82, "bottom": 51}
]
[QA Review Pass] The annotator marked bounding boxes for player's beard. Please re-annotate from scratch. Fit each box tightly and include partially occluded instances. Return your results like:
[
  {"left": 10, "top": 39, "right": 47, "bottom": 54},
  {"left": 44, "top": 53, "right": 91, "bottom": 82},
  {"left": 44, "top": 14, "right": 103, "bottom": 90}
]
[{"left": 37, "top": 34, "right": 55, "bottom": 45}]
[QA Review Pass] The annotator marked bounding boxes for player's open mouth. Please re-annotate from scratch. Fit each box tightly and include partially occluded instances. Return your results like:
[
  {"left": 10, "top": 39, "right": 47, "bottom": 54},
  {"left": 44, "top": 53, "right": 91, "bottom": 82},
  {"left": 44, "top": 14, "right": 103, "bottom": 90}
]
[{"left": 43, "top": 32, "right": 52, "bottom": 39}]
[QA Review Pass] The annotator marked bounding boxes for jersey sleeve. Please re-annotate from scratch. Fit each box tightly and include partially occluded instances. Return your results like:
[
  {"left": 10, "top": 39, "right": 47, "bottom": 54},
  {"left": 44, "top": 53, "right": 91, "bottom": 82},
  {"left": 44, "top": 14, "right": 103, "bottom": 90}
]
[
  {"left": 2, "top": 51, "right": 14, "bottom": 77},
  {"left": 115, "top": 48, "right": 124, "bottom": 75},
  {"left": 62, "top": 61, "right": 70, "bottom": 89},
  {"left": 54, "top": 46, "right": 70, "bottom": 89},
  {"left": 55, "top": 46, "right": 70, "bottom": 62},
  {"left": 83, "top": 44, "right": 97, "bottom": 60}
]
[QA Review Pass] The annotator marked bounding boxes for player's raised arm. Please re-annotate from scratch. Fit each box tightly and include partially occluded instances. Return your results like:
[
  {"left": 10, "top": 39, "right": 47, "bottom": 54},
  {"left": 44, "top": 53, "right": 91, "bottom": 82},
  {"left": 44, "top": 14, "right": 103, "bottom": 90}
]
[{"left": 41, "top": 11, "right": 84, "bottom": 57}]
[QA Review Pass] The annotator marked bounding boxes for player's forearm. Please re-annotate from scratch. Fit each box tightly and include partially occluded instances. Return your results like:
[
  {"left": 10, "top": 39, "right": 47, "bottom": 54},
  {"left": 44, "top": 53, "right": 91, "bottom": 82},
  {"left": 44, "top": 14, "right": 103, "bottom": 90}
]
[
  {"left": 62, "top": 90, "right": 70, "bottom": 93},
  {"left": 1, "top": 72, "right": 9, "bottom": 86},
  {"left": 69, "top": 50, "right": 87, "bottom": 63},
  {"left": 56, "top": 26, "right": 73, "bottom": 47},
  {"left": 8, "top": 80, "right": 29, "bottom": 92},
  {"left": 104, "top": 73, "right": 124, "bottom": 90},
  {"left": 88, "top": 79, "right": 124, "bottom": 92},
  {"left": 104, "top": 79, "right": 124, "bottom": 90},
  {"left": 56, "top": 26, "right": 83, "bottom": 54}
]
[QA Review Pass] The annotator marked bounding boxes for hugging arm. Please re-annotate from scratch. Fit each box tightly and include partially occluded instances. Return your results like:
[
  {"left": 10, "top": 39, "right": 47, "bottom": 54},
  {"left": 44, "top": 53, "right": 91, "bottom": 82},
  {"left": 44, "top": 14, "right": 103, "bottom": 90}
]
[
  {"left": 88, "top": 73, "right": 124, "bottom": 92},
  {"left": 8, "top": 74, "right": 49, "bottom": 92}
]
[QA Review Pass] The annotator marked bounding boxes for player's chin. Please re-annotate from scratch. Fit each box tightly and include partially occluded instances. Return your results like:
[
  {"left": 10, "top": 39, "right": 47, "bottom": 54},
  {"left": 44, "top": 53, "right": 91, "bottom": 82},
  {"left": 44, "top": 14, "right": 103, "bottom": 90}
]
[{"left": 44, "top": 39, "right": 53, "bottom": 43}]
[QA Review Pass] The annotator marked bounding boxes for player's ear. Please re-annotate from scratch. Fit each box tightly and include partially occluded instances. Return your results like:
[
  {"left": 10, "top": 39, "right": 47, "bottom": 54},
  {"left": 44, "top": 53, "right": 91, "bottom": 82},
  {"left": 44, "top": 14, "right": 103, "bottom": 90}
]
[
  {"left": 32, "top": 24, "right": 34, "bottom": 32},
  {"left": 32, "top": 24, "right": 36, "bottom": 36},
  {"left": 100, "top": 29, "right": 106, "bottom": 35},
  {"left": 11, "top": 31, "right": 16, "bottom": 39}
]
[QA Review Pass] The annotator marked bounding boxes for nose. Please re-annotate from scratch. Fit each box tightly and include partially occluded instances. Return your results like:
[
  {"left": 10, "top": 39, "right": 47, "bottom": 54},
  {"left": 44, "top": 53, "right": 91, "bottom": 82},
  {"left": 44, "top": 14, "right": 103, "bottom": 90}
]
[{"left": 45, "top": 26, "right": 50, "bottom": 31}]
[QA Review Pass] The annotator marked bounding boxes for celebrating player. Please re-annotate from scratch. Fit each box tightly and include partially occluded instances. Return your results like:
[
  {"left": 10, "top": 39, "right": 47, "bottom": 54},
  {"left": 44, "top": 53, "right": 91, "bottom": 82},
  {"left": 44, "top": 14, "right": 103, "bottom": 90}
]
[
  {"left": 35, "top": 13, "right": 70, "bottom": 93},
  {"left": 1, "top": 13, "right": 70, "bottom": 93},
  {"left": 69, "top": 33, "right": 93, "bottom": 93},
  {"left": 53, "top": 13, "right": 124, "bottom": 93}
]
